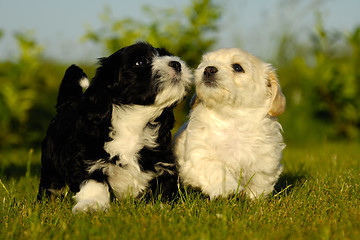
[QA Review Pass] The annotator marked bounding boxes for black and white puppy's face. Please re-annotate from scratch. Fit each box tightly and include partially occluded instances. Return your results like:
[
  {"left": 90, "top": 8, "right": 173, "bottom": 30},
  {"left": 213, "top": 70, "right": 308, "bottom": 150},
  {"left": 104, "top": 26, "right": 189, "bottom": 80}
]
[{"left": 93, "top": 42, "right": 192, "bottom": 107}]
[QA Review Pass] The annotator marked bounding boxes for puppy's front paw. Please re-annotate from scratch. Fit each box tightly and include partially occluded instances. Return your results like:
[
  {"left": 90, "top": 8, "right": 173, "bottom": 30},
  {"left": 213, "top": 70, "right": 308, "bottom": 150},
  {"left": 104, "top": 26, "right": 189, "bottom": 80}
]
[
  {"left": 72, "top": 199, "right": 110, "bottom": 214},
  {"left": 72, "top": 180, "right": 110, "bottom": 214}
]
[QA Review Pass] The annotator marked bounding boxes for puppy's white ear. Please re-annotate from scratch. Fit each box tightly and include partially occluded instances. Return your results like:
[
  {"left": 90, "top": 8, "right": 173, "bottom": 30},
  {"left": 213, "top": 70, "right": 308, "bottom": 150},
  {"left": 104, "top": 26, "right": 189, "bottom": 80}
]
[{"left": 268, "top": 70, "right": 286, "bottom": 117}]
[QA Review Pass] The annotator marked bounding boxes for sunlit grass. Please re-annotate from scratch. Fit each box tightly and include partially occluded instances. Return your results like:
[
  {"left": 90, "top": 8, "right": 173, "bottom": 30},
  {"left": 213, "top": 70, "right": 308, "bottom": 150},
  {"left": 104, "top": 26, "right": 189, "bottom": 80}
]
[{"left": 1, "top": 143, "right": 359, "bottom": 239}]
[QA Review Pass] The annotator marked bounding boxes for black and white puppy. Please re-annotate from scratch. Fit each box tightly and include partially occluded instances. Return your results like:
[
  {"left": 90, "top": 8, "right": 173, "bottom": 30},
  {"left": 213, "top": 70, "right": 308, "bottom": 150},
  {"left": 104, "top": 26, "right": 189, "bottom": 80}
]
[{"left": 38, "top": 42, "right": 192, "bottom": 213}]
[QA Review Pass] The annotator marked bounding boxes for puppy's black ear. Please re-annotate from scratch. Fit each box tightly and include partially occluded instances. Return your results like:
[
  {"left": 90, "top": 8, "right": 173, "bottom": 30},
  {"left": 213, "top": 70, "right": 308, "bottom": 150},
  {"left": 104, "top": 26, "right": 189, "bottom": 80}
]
[{"left": 267, "top": 70, "right": 286, "bottom": 117}]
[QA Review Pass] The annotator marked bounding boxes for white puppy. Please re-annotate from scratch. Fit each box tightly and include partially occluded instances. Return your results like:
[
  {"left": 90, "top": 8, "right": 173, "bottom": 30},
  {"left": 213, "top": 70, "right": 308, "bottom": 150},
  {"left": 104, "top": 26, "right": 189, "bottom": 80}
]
[{"left": 174, "top": 48, "right": 286, "bottom": 199}]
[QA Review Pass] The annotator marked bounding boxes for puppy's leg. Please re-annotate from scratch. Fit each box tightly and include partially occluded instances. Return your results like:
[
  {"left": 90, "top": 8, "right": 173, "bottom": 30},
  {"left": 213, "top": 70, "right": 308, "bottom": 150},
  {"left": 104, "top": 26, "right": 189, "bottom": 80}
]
[
  {"left": 201, "top": 161, "right": 240, "bottom": 199},
  {"left": 37, "top": 143, "right": 66, "bottom": 200},
  {"left": 243, "top": 165, "right": 283, "bottom": 199},
  {"left": 72, "top": 180, "right": 110, "bottom": 213},
  {"left": 37, "top": 163, "right": 66, "bottom": 200},
  {"left": 180, "top": 153, "right": 240, "bottom": 199},
  {"left": 149, "top": 162, "right": 178, "bottom": 200}
]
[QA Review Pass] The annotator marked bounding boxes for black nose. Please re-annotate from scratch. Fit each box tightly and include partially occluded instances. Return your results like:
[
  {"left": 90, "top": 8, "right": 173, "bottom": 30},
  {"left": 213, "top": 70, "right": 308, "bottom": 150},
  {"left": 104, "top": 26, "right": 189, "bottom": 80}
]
[
  {"left": 203, "top": 66, "right": 218, "bottom": 87},
  {"left": 204, "top": 66, "right": 218, "bottom": 77},
  {"left": 169, "top": 61, "right": 181, "bottom": 73}
]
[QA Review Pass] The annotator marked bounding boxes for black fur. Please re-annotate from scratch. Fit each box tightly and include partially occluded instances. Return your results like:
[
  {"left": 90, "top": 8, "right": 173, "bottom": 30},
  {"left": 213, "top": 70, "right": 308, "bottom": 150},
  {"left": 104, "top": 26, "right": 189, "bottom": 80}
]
[{"left": 38, "top": 43, "right": 187, "bottom": 204}]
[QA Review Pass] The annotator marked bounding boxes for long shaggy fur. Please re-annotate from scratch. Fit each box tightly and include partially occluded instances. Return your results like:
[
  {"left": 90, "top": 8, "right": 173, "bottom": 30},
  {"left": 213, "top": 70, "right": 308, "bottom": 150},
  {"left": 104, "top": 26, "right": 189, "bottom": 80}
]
[
  {"left": 38, "top": 42, "right": 191, "bottom": 213},
  {"left": 174, "top": 48, "right": 286, "bottom": 199}
]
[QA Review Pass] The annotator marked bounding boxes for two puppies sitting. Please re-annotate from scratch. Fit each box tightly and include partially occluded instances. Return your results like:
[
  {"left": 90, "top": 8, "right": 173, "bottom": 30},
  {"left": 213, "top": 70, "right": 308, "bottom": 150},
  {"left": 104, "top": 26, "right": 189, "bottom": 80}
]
[{"left": 38, "top": 43, "right": 285, "bottom": 212}]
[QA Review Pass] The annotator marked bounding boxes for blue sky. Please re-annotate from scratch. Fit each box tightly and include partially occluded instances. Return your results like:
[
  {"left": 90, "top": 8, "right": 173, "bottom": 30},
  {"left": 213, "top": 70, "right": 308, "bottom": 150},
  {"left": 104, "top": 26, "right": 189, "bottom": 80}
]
[{"left": 1, "top": 0, "right": 359, "bottom": 62}]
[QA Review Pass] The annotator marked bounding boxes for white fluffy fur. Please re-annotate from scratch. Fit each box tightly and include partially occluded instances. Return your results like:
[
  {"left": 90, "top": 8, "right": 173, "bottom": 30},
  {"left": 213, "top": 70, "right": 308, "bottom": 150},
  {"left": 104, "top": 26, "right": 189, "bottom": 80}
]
[
  {"left": 79, "top": 77, "right": 89, "bottom": 89},
  {"left": 152, "top": 55, "right": 192, "bottom": 107},
  {"left": 175, "top": 48, "right": 286, "bottom": 199},
  {"left": 72, "top": 180, "right": 110, "bottom": 213},
  {"left": 103, "top": 104, "right": 163, "bottom": 199}
]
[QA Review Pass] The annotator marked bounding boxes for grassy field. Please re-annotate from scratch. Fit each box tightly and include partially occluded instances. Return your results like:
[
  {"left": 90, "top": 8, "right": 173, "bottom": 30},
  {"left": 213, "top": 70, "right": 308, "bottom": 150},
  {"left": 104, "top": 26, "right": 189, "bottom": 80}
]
[{"left": 1, "top": 142, "right": 359, "bottom": 240}]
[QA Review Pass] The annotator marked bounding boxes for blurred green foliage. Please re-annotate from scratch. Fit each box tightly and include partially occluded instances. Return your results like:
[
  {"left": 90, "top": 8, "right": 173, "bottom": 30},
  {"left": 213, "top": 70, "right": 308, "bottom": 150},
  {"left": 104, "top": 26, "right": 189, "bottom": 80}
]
[
  {"left": 0, "top": 31, "right": 61, "bottom": 148},
  {"left": 82, "top": 0, "right": 220, "bottom": 68},
  {"left": 277, "top": 16, "right": 360, "bottom": 142},
  {"left": 0, "top": 0, "right": 359, "bottom": 150}
]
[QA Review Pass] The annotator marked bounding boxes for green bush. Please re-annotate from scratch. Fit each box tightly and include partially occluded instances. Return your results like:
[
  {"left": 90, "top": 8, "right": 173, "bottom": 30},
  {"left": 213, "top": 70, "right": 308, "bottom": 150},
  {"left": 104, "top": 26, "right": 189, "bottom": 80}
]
[
  {"left": 0, "top": 32, "right": 66, "bottom": 148},
  {"left": 276, "top": 18, "right": 360, "bottom": 142}
]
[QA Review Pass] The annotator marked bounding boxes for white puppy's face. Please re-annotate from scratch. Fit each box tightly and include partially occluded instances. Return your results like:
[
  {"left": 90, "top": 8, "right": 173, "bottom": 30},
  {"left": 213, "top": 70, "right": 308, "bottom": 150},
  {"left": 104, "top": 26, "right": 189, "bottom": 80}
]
[{"left": 195, "top": 48, "right": 285, "bottom": 116}]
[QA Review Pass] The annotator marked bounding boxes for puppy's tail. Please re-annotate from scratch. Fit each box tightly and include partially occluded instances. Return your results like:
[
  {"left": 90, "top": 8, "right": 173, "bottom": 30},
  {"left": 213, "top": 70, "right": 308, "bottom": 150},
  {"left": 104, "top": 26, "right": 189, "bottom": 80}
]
[{"left": 56, "top": 64, "right": 89, "bottom": 110}]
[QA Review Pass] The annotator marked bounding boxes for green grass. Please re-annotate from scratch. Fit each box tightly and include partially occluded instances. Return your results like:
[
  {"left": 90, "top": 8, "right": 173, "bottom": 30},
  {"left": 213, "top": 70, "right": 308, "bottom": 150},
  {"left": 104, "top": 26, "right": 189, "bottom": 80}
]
[{"left": 1, "top": 143, "right": 360, "bottom": 239}]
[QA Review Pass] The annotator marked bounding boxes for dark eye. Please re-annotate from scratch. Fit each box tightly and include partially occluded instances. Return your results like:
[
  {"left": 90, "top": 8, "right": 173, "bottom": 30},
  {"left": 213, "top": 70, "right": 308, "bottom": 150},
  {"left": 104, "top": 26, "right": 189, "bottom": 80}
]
[
  {"left": 232, "top": 63, "right": 244, "bottom": 73},
  {"left": 135, "top": 60, "right": 144, "bottom": 66},
  {"left": 134, "top": 58, "right": 148, "bottom": 66}
]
